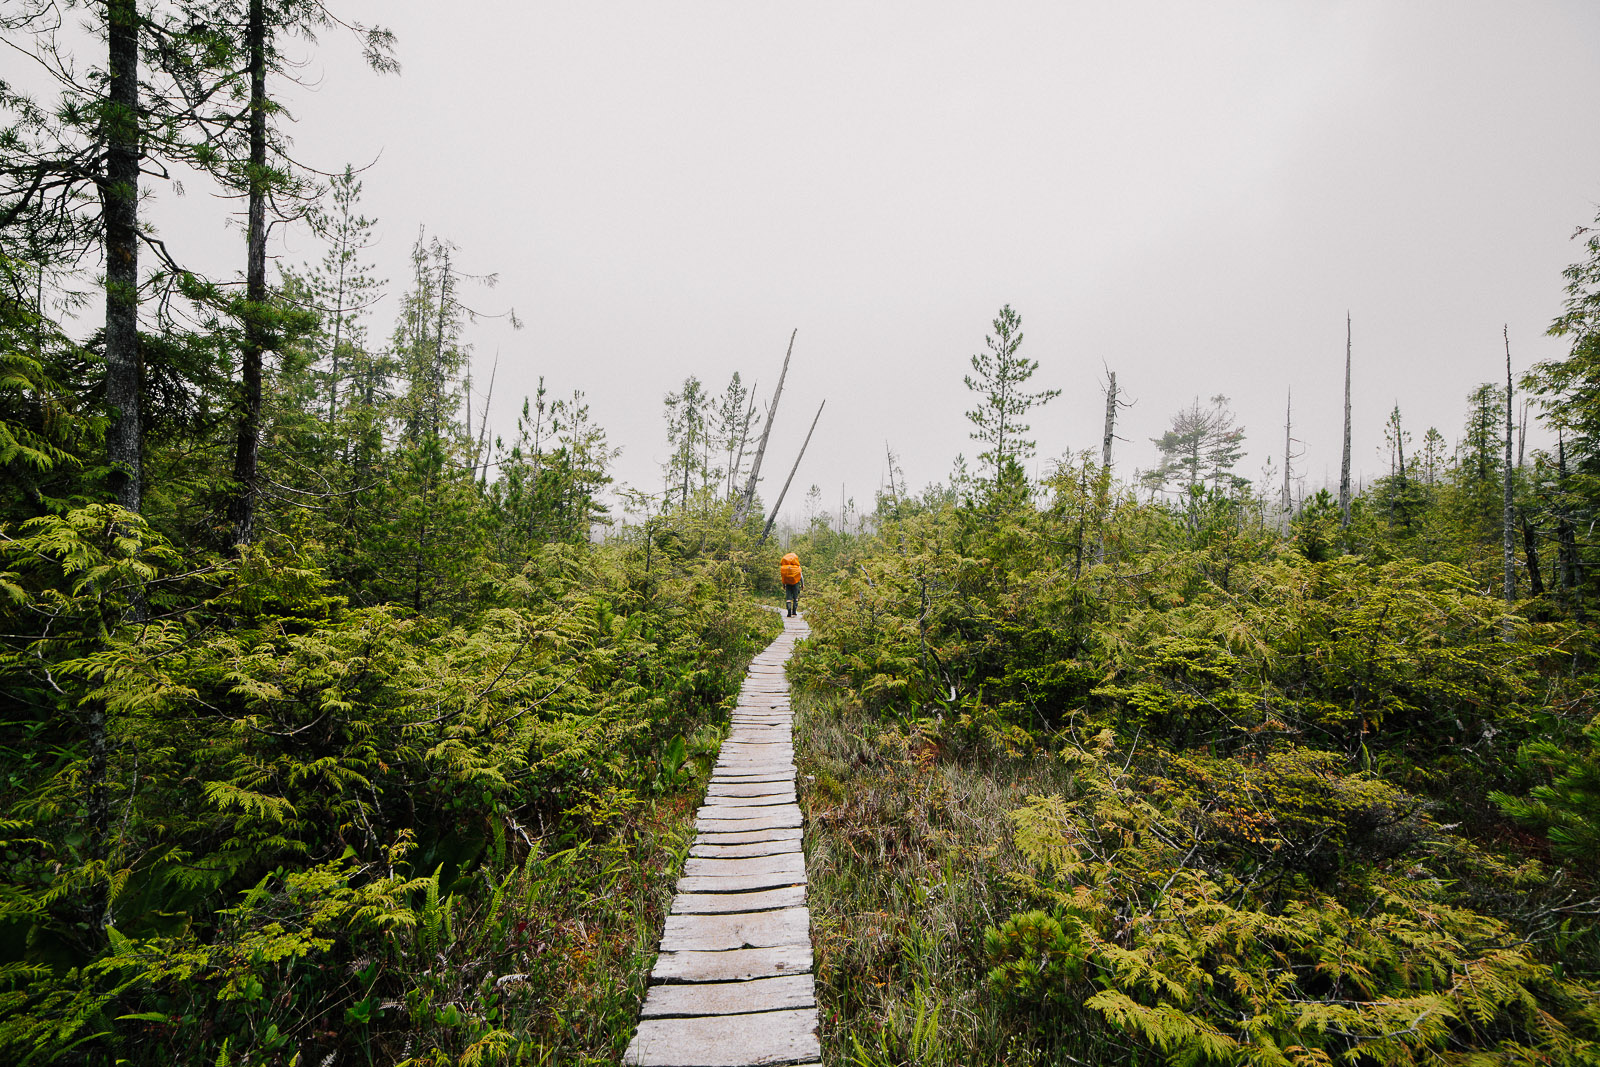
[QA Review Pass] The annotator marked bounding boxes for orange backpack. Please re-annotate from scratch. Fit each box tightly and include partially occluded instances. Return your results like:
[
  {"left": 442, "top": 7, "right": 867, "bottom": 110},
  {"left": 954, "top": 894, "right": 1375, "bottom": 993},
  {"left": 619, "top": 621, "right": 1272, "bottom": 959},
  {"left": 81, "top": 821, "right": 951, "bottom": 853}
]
[{"left": 779, "top": 553, "right": 802, "bottom": 585}]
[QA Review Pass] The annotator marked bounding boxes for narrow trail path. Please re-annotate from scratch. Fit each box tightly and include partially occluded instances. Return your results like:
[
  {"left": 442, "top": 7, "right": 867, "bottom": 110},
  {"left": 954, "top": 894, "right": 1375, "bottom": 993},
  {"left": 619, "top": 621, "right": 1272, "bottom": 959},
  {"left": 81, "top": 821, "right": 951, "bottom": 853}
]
[{"left": 623, "top": 611, "right": 819, "bottom": 1067}]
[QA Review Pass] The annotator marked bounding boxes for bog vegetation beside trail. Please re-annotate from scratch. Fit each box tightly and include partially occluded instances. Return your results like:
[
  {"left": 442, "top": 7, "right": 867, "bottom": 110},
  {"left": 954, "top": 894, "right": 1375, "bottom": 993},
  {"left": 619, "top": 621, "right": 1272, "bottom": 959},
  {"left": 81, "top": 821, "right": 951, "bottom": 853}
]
[
  {"left": 4, "top": 7, "right": 1600, "bottom": 1064},
  {"left": 781, "top": 259, "right": 1600, "bottom": 1062}
]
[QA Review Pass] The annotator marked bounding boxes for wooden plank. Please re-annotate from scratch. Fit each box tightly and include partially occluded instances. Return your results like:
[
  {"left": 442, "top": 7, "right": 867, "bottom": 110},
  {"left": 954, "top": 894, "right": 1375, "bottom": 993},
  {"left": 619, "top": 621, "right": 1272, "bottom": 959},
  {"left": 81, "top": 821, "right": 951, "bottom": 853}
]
[
  {"left": 659, "top": 906, "right": 810, "bottom": 951},
  {"left": 695, "top": 826, "right": 802, "bottom": 845},
  {"left": 625, "top": 1008, "right": 819, "bottom": 1066},
  {"left": 689, "top": 839, "right": 802, "bottom": 859},
  {"left": 638, "top": 974, "right": 814, "bottom": 1017},
  {"left": 683, "top": 852, "right": 805, "bottom": 879},
  {"left": 677, "top": 868, "right": 806, "bottom": 894},
  {"left": 671, "top": 884, "right": 806, "bottom": 912},
  {"left": 650, "top": 944, "right": 813, "bottom": 983},
  {"left": 706, "top": 781, "right": 798, "bottom": 797},
  {"left": 698, "top": 794, "right": 795, "bottom": 810},
  {"left": 695, "top": 809, "right": 803, "bottom": 832}
]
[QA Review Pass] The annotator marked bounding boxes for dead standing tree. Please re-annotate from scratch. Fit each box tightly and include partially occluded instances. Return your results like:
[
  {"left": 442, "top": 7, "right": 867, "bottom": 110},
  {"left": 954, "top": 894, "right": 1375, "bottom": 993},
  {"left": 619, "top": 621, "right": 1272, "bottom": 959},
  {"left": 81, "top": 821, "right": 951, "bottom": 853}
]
[
  {"left": 1340, "top": 312, "right": 1353, "bottom": 528},
  {"left": 1504, "top": 326, "right": 1517, "bottom": 607},
  {"left": 1096, "top": 367, "right": 1133, "bottom": 562},
  {"left": 1281, "top": 388, "right": 1303, "bottom": 534},
  {"left": 734, "top": 329, "right": 796, "bottom": 525}
]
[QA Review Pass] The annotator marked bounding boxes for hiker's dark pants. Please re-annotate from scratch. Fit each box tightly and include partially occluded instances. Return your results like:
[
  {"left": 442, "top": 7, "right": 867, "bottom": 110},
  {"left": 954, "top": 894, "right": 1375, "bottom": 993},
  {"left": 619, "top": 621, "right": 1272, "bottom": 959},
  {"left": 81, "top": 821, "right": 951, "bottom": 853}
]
[{"left": 784, "top": 582, "right": 799, "bottom": 615}]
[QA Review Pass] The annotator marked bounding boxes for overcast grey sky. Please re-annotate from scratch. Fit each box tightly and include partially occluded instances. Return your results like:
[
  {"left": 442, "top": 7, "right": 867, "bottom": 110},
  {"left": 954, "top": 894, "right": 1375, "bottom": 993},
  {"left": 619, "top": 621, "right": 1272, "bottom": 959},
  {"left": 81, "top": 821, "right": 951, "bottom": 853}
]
[{"left": 160, "top": 1, "right": 1600, "bottom": 520}]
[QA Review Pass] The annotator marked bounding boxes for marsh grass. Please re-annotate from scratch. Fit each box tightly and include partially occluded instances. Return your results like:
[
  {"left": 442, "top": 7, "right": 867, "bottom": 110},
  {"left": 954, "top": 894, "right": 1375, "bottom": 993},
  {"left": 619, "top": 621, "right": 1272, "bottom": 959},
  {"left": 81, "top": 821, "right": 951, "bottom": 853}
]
[{"left": 795, "top": 692, "right": 1133, "bottom": 1066}]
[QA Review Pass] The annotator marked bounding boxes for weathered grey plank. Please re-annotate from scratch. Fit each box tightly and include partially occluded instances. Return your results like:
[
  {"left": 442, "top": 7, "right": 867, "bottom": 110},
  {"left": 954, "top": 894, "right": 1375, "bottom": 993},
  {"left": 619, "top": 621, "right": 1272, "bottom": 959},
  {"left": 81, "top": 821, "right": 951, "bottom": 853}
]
[
  {"left": 695, "top": 825, "right": 802, "bottom": 845},
  {"left": 659, "top": 906, "right": 810, "bottom": 951},
  {"left": 689, "top": 838, "right": 802, "bottom": 859},
  {"left": 625, "top": 1009, "right": 819, "bottom": 1067},
  {"left": 671, "top": 884, "right": 806, "bottom": 912},
  {"left": 706, "top": 781, "right": 796, "bottom": 796},
  {"left": 650, "top": 944, "right": 813, "bottom": 983},
  {"left": 625, "top": 1008, "right": 820, "bottom": 1067},
  {"left": 638, "top": 974, "right": 814, "bottom": 1017},
  {"left": 698, "top": 795, "right": 796, "bottom": 812},
  {"left": 696, "top": 809, "right": 803, "bottom": 832},
  {"left": 668, "top": 883, "right": 806, "bottom": 915},
  {"left": 677, "top": 868, "right": 806, "bottom": 894},
  {"left": 683, "top": 852, "right": 806, "bottom": 879}
]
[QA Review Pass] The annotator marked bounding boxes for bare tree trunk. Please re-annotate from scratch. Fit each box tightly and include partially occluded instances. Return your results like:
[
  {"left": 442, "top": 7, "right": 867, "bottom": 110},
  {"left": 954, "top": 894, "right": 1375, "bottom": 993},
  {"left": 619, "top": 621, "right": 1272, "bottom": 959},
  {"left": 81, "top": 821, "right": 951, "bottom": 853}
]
[
  {"left": 759, "top": 399, "right": 825, "bottom": 544},
  {"left": 1281, "top": 389, "right": 1293, "bottom": 533},
  {"left": 1394, "top": 411, "right": 1412, "bottom": 532},
  {"left": 1503, "top": 326, "right": 1516, "bottom": 606},
  {"left": 735, "top": 330, "right": 795, "bottom": 525},
  {"left": 1339, "top": 313, "right": 1352, "bottom": 527},
  {"left": 1099, "top": 370, "right": 1117, "bottom": 471},
  {"left": 229, "top": 0, "right": 269, "bottom": 547},
  {"left": 1517, "top": 399, "right": 1528, "bottom": 468},
  {"left": 1096, "top": 371, "right": 1119, "bottom": 564},
  {"left": 104, "top": 0, "right": 141, "bottom": 516},
  {"left": 430, "top": 246, "right": 453, "bottom": 441},
  {"left": 884, "top": 441, "right": 902, "bottom": 517}
]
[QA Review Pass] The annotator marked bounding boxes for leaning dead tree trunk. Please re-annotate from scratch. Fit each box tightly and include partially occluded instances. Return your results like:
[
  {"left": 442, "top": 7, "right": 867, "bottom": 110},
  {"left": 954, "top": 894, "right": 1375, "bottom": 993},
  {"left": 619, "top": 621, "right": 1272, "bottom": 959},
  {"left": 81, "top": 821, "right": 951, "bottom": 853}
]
[
  {"left": 734, "top": 330, "right": 796, "bottom": 525},
  {"left": 1503, "top": 326, "right": 1516, "bottom": 607},
  {"left": 1339, "top": 313, "right": 1352, "bottom": 528},
  {"left": 758, "top": 399, "right": 825, "bottom": 544}
]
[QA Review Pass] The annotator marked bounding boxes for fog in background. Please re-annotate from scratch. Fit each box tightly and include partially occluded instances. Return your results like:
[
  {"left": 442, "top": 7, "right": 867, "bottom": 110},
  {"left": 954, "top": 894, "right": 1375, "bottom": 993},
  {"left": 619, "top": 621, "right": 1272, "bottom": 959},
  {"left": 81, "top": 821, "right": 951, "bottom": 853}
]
[{"left": 142, "top": 1, "right": 1600, "bottom": 524}]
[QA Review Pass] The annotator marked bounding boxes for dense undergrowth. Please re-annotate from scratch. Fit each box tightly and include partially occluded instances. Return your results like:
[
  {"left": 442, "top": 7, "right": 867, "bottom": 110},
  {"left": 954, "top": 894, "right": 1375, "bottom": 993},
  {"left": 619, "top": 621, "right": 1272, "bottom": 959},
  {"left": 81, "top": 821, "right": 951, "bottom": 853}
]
[
  {"left": 789, "top": 479, "right": 1600, "bottom": 1067},
  {"left": 0, "top": 500, "right": 784, "bottom": 1064}
]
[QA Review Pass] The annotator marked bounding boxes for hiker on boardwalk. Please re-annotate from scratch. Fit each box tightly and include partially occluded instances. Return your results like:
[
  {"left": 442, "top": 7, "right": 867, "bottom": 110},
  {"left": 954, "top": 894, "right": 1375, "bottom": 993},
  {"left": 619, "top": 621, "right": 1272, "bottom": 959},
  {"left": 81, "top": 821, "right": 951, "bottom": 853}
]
[{"left": 780, "top": 552, "right": 804, "bottom": 616}]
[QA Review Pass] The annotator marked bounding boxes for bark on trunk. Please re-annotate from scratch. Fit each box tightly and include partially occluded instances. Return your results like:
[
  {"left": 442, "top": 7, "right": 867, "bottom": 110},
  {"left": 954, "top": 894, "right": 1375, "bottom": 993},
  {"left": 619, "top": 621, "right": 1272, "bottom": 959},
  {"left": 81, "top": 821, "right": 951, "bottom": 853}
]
[
  {"left": 1522, "top": 517, "right": 1545, "bottom": 598},
  {"left": 1096, "top": 371, "right": 1118, "bottom": 563},
  {"left": 229, "top": 0, "right": 269, "bottom": 547},
  {"left": 1339, "top": 313, "right": 1352, "bottom": 527},
  {"left": 1503, "top": 327, "right": 1516, "bottom": 605},
  {"left": 104, "top": 0, "right": 141, "bottom": 515},
  {"left": 1281, "top": 389, "right": 1293, "bottom": 533}
]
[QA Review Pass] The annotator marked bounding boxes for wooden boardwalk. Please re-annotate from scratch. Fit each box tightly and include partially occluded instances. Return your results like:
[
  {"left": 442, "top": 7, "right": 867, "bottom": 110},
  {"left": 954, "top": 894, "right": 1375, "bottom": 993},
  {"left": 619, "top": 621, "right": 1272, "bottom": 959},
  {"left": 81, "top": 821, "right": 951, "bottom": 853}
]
[{"left": 624, "top": 612, "right": 819, "bottom": 1067}]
